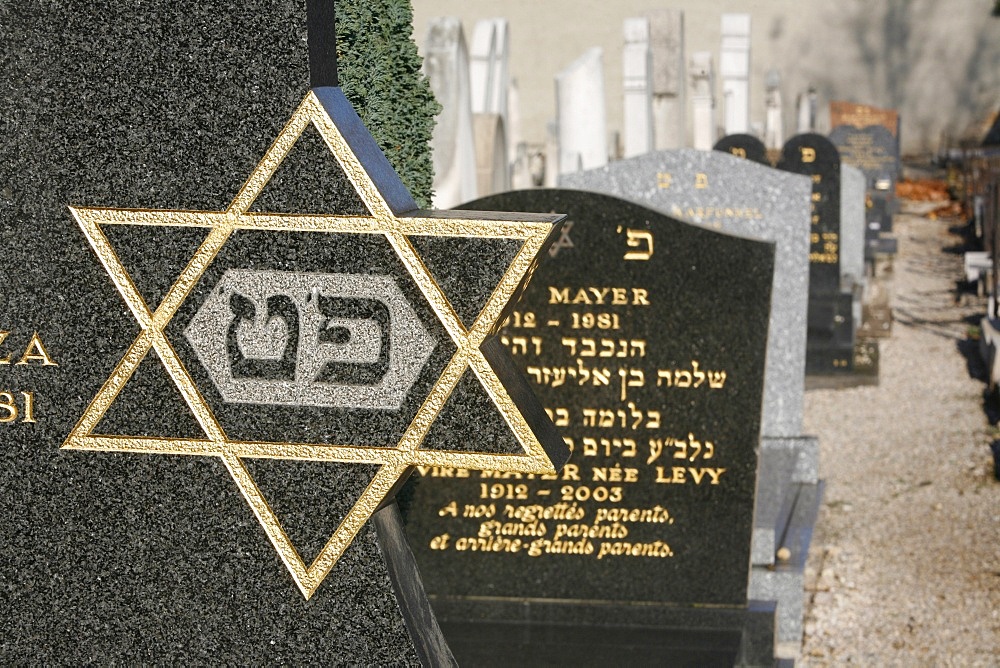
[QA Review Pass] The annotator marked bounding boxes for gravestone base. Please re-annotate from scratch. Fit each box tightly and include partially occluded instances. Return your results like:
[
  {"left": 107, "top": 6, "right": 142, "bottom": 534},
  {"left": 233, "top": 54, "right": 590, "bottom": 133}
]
[
  {"left": 866, "top": 235, "right": 899, "bottom": 262},
  {"left": 749, "top": 481, "right": 824, "bottom": 647},
  {"left": 806, "top": 292, "right": 856, "bottom": 376},
  {"left": 859, "top": 303, "right": 893, "bottom": 338},
  {"left": 805, "top": 340, "right": 879, "bottom": 389},
  {"left": 858, "top": 279, "right": 893, "bottom": 338},
  {"left": 752, "top": 436, "right": 820, "bottom": 566},
  {"left": 751, "top": 437, "right": 823, "bottom": 649},
  {"left": 430, "top": 598, "right": 782, "bottom": 667}
]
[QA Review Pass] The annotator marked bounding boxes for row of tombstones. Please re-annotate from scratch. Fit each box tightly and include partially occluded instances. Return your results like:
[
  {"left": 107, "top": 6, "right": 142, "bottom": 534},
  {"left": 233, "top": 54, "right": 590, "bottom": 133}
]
[
  {"left": 399, "top": 126, "right": 900, "bottom": 664},
  {"left": 951, "top": 139, "right": 1000, "bottom": 392}
]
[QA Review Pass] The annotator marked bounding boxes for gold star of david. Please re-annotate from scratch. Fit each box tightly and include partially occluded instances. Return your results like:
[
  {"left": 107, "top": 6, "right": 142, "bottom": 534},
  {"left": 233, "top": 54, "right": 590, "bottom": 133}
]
[{"left": 63, "top": 88, "right": 565, "bottom": 599}]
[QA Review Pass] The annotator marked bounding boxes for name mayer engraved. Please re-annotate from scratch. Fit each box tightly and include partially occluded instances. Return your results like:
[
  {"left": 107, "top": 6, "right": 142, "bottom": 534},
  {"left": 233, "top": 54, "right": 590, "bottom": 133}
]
[{"left": 186, "top": 270, "right": 433, "bottom": 409}]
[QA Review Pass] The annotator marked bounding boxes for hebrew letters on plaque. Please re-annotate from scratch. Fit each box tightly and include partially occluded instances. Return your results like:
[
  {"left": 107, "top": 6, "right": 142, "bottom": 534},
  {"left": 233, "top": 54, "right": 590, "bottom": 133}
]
[{"left": 186, "top": 269, "right": 434, "bottom": 410}]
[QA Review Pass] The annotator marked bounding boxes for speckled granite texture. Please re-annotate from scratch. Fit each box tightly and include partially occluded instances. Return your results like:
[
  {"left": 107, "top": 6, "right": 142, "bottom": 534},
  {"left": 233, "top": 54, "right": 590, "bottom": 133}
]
[
  {"left": 0, "top": 1, "right": 435, "bottom": 662},
  {"left": 561, "top": 149, "right": 812, "bottom": 439}
]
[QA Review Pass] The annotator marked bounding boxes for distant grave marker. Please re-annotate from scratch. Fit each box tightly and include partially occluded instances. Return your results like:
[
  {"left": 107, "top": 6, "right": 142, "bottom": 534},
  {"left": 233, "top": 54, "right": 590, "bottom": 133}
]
[
  {"left": 779, "top": 134, "right": 866, "bottom": 377},
  {"left": 829, "top": 101, "right": 901, "bottom": 244},
  {"left": 714, "top": 133, "right": 770, "bottom": 165}
]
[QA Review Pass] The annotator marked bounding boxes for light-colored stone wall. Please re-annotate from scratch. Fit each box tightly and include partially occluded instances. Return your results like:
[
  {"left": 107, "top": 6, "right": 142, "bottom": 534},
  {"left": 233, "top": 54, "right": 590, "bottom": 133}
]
[{"left": 412, "top": 0, "right": 1000, "bottom": 156}]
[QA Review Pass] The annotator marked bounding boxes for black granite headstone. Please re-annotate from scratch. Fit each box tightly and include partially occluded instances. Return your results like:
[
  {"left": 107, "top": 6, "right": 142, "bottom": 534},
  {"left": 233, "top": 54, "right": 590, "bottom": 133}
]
[
  {"left": 402, "top": 190, "right": 778, "bottom": 665},
  {"left": 829, "top": 101, "right": 901, "bottom": 239},
  {"left": 714, "top": 134, "right": 770, "bottom": 166},
  {"left": 778, "top": 134, "right": 857, "bottom": 375},
  {"left": 1, "top": 2, "right": 567, "bottom": 662}
]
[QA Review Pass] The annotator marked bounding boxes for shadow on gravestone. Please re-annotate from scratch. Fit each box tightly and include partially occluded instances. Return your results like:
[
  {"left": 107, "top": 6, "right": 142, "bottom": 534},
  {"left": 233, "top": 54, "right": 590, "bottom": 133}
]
[
  {"left": 402, "top": 189, "right": 780, "bottom": 666},
  {"left": 0, "top": 2, "right": 572, "bottom": 662}
]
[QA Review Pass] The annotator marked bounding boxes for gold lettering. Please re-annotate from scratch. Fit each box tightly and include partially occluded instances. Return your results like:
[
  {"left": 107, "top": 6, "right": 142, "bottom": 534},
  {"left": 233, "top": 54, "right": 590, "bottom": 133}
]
[
  {"left": 0, "top": 331, "right": 9, "bottom": 364},
  {"left": 15, "top": 332, "right": 57, "bottom": 366},
  {"left": 429, "top": 534, "right": 450, "bottom": 550},
  {"left": 801, "top": 147, "right": 816, "bottom": 162},
  {"left": 656, "top": 172, "right": 672, "bottom": 189},
  {"left": 654, "top": 466, "right": 726, "bottom": 485},
  {"left": 549, "top": 287, "right": 571, "bottom": 304},
  {"left": 623, "top": 229, "right": 654, "bottom": 261},
  {"left": 631, "top": 288, "right": 650, "bottom": 305},
  {"left": 0, "top": 392, "right": 16, "bottom": 423},
  {"left": 596, "top": 540, "right": 673, "bottom": 559},
  {"left": 695, "top": 173, "right": 708, "bottom": 189}
]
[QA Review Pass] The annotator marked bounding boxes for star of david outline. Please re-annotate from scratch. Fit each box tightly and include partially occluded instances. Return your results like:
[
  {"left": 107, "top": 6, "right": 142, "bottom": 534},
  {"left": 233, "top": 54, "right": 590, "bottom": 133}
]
[{"left": 63, "top": 87, "right": 565, "bottom": 599}]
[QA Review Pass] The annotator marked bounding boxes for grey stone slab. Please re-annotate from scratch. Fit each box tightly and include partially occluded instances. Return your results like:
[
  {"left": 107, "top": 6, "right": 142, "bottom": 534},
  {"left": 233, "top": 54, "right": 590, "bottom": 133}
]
[
  {"left": 751, "top": 436, "right": 819, "bottom": 566},
  {"left": 748, "top": 481, "right": 823, "bottom": 645},
  {"left": 749, "top": 567, "right": 805, "bottom": 646},
  {"left": 561, "top": 149, "right": 812, "bottom": 438},
  {"left": 841, "top": 164, "right": 867, "bottom": 292}
]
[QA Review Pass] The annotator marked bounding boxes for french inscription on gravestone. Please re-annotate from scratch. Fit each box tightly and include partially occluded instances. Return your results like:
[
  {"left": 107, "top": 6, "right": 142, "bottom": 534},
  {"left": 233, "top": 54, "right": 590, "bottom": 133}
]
[
  {"left": 1, "top": 1, "right": 566, "bottom": 661},
  {"left": 559, "top": 152, "right": 821, "bottom": 648},
  {"left": 404, "top": 189, "right": 774, "bottom": 608}
]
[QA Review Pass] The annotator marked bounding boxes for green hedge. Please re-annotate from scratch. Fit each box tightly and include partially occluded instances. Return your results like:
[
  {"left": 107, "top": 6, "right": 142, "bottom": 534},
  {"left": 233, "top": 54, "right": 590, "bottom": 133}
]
[{"left": 337, "top": 0, "right": 440, "bottom": 208}]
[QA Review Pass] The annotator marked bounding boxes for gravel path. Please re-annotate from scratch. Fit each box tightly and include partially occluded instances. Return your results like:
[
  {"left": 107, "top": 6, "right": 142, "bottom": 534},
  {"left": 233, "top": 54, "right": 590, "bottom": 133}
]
[{"left": 799, "top": 206, "right": 1000, "bottom": 665}]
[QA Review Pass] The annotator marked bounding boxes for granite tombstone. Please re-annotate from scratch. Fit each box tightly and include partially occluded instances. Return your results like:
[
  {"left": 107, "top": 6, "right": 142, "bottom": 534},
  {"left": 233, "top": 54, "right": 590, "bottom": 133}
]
[
  {"left": 560, "top": 149, "right": 823, "bottom": 646},
  {"left": 829, "top": 101, "right": 901, "bottom": 247},
  {"left": 778, "top": 134, "right": 858, "bottom": 376},
  {"left": 1, "top": 1, "right": 568, "bottom": 662},
  {"left": 840, "top": 164, "right": 867, "bottom": 294},
  {"left": 403, "top": 189, "right": 778, "bottom": 665},
  {"left": 560, "top": 150, "right": 809, "bottom": 440},
  {"left": 714, "top": 134, "right": 770, "bottom": 166}
]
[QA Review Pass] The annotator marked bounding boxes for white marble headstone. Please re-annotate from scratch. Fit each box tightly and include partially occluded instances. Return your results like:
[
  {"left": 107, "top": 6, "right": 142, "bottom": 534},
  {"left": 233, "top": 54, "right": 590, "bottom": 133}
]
[
  {"left": 622, "top": 18, "right": 653, "bottom": 158},
  {"left": 720, "top": 13, "right": 751, "bottom": 136},
  {"left": 555, "top": 47, "right": 608, "bottom": 174},
  {"left": 764, "top": 69, "right": 784, "bottom": 150},
  {"left": 424, "top": 17, "right": 478, "bottom": 208},
  {"left": 689, "top": 51, "right": 715, "bottom": 150},
  {"left": 647, "top": 8, "right": 685, "bottom": 150}
]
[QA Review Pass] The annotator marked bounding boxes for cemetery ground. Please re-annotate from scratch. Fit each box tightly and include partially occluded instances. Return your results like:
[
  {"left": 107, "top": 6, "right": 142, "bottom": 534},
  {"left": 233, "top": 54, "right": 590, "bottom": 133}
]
[{"left": 799, "top": 194, "right": 1000, "bottom": 664}]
